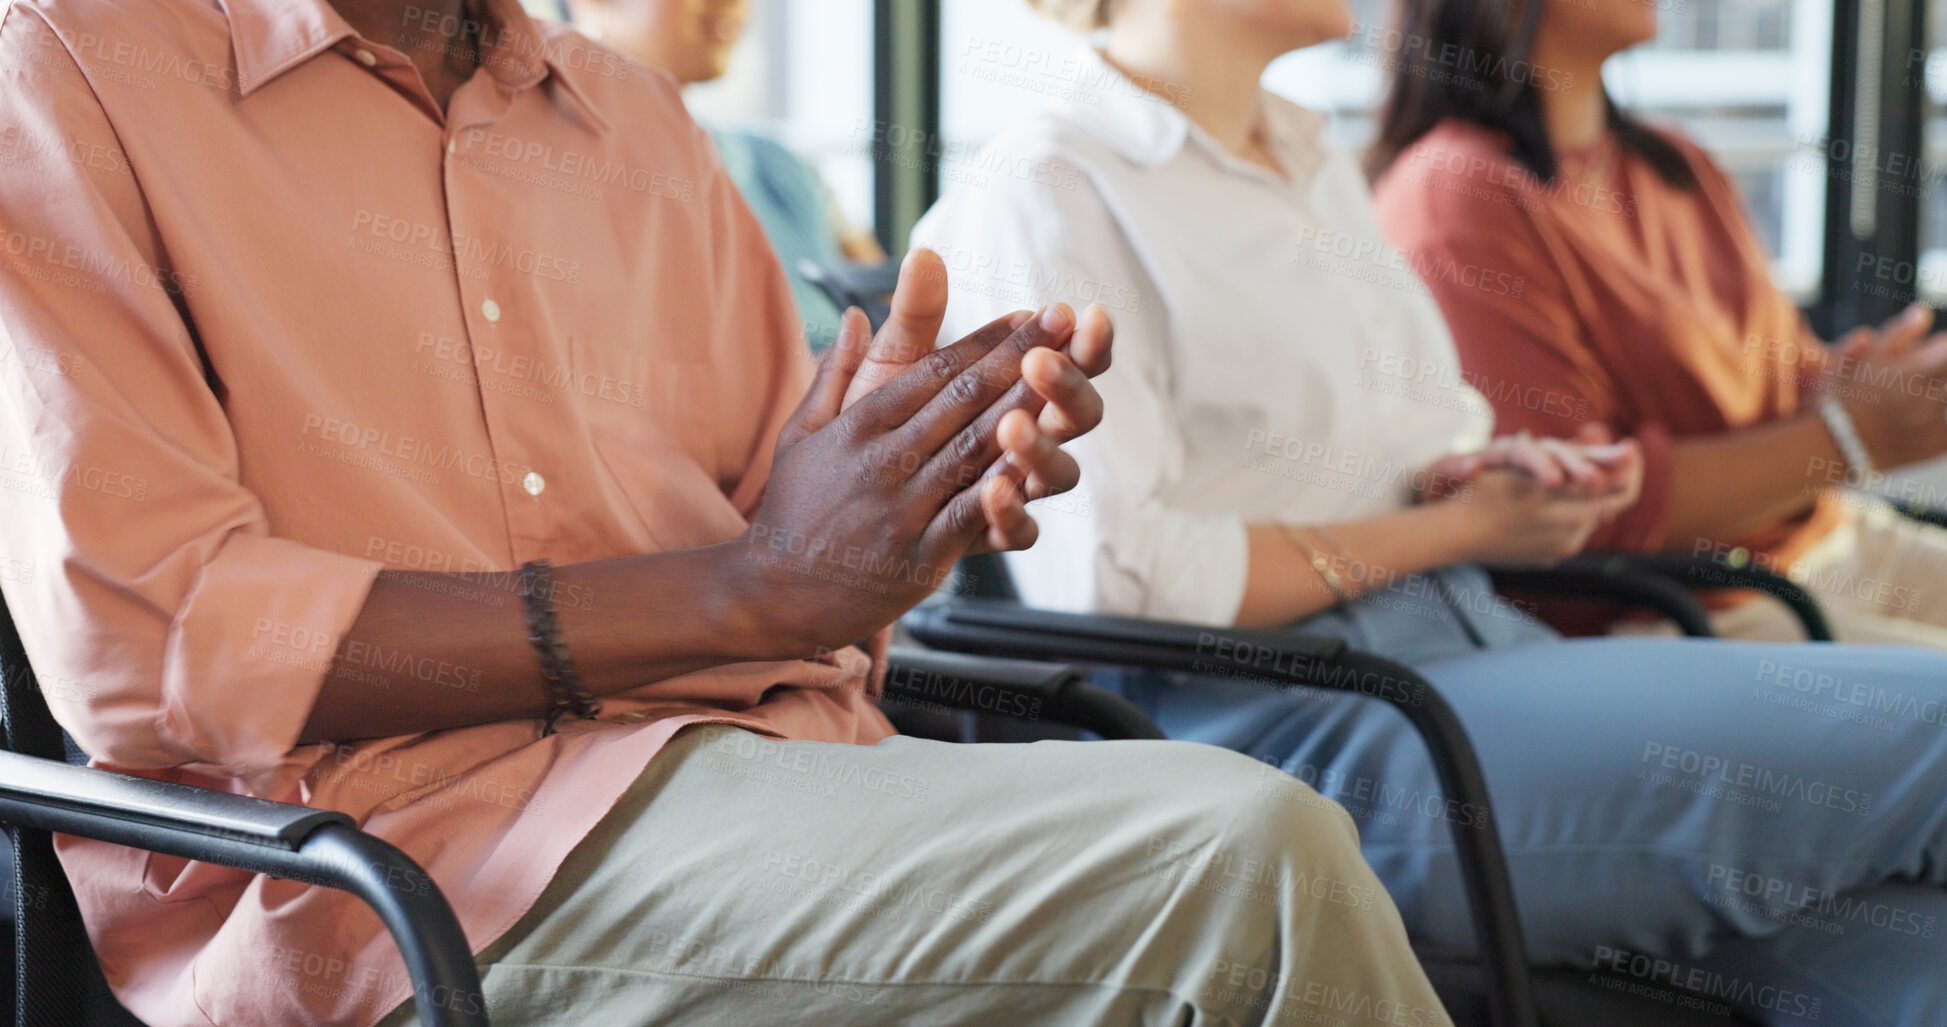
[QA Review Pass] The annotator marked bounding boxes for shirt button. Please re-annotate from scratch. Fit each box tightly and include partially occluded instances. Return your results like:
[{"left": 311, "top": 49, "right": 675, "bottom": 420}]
[
  {"left": 481, "top": 298, "right": 502, "bottom": 323},
  {"left": 521, "top": 471, "right": 547, "bottom": 497},
  {"left": 353, "top": 48, "right": 378, "bottom": 68}
]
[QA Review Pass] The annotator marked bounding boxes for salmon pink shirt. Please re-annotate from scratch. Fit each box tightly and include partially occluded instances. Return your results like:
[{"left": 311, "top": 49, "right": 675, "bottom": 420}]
[{"left": 0, "top": 0, "right": 892, "bottom": 1024}]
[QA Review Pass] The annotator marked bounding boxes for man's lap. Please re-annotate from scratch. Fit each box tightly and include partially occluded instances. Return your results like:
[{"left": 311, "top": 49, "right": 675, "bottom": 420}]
[{"left": 379, "top": 723, "right": 1438, "bottom": 1026}]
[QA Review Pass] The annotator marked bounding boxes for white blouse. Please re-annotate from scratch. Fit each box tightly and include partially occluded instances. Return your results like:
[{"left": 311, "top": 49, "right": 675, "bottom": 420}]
[{"left": 914, "top": 48, "right": 1493, "bottom": 625}]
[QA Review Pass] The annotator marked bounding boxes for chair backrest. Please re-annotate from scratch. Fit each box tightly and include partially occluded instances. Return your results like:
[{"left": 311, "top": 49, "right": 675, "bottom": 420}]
[
  {"left": 954, "top": 553, "right": 1020, "bottom": 602},
  {"left": 0, "top": 592, "right": 136, "bottom": 1027},
  {"left": 796, "top": 259, "right": 898, "bottom": 334},
  {"left": 0, "top": 597, "right": 67, "bottom": 766}
]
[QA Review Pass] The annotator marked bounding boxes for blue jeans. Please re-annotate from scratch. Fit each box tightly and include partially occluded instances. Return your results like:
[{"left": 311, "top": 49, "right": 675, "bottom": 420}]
[{"left": 1100, "top": 568, "right": 1947, "bottom": 1026}]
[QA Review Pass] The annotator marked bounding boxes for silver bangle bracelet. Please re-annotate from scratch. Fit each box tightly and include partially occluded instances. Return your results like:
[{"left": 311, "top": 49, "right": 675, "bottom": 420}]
[{"left": 1816, "top": 396, "right": 1876, "bottom": 488}]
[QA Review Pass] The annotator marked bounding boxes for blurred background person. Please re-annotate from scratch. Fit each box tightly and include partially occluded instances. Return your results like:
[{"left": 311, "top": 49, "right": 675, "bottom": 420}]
[
  {"left": 555, "top": 0, "right": 886, "bottom": 348},
  {"left": 916, "top": 0, "right": 1947, "bottom": 1021},
  {"left": 1371, "top": 0, "right": 1947, "bottom": 647}
]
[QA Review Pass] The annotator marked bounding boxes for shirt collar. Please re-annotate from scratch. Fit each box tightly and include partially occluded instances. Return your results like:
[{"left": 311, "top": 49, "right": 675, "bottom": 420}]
[
  {"left": 1059, "top": 47, "right": 1191, "bottom": 166},
  {"left": 527, "top": 19, "right": 613, "bottom": 134},
  {"left": 1060, "top": 46, "right": 1327, "bottom": 181},
  {"left": 222, "top": 0, "right": 356, "bottom": 96},
  {"left": 222, "top": 0, "right": 609, "bottom": 133}
]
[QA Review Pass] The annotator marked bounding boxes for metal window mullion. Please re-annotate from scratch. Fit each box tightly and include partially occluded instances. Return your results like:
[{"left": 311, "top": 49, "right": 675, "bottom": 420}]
[{"left": 872, "top": 0, "right": 942, "bottom": 254}]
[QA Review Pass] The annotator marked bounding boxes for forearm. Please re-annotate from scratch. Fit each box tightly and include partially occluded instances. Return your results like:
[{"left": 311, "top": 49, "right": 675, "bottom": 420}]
[
  {"left": 1664, "top": 413, "right": 1841, "bottom": 546},
  {"left": 299, "top": 544, "right": 779, "bottom": 744},
  {"left": 1234, "top": 504, "right": 1479, "bottom": 628}
]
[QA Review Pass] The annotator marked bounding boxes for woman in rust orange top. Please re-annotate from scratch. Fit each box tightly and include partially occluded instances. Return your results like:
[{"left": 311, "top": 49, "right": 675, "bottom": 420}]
[{"left": 1370, "top": 0, "right": 1947, "bottom": 646}]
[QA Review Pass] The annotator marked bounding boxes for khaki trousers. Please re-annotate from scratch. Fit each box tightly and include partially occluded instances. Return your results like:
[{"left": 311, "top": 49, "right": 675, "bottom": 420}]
[{"left": 379, "top": 724, "right": 1446, "bottom": 1026}]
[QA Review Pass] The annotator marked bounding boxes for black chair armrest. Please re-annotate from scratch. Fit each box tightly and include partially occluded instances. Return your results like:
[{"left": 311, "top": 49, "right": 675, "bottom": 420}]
[
  {"left": 1892, "top": 500, "right": 1947, "bottom": 530},
  {"left": 0, "top": 752, "right": 487, "bottom": 1027},
  {"left": 902, "top": 600, "right": 1538, "bottom": 1027},
  {"left": 884, "top": 647, "right": 1164, "bottom": 741},
  {"left": 905, "top": 599, "right": 1348, "bottom": 665},
  {"left": 0, "top": 751, "right": 345, "bottom": 848},
  {"left": 1492, "top": 552, "right": 1836, "bottom": 642},
  {"left": 1490, "top": 555, "right": 1717, "bottom": 638},
  {"left": 1623, "top": 554, "right": 1834, "bottom": 641}
]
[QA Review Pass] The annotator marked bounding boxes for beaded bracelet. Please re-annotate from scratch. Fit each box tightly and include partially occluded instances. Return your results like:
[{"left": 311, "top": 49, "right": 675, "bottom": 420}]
[{"left": 519, "top": 560, "right": 601, "bottom": 735}]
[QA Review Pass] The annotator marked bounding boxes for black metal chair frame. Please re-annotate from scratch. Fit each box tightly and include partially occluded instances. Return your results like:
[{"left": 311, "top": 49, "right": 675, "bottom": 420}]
[{"left": 1497, "top": 552, "right": 1836, "bottom": 642}]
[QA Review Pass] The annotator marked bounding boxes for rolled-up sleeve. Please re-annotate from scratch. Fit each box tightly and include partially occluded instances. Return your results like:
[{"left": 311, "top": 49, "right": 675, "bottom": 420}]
[
  {"left": 0, "top": 11, "right": 380, "bottom": 780},
  {"left": 913, "top": 154, "right": 1249, "bottom": 624}
]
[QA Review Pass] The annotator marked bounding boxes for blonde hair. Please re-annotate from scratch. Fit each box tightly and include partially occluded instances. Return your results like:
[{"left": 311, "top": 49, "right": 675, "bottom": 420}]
[{"left": 1027, "top": 0, "right": 1117, "bottom": 31}]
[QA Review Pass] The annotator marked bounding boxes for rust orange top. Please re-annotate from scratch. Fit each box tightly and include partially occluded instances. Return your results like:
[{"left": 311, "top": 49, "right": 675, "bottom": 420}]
[{"left": 1375, "top": 120, "right": 1843, "bottom": 630}]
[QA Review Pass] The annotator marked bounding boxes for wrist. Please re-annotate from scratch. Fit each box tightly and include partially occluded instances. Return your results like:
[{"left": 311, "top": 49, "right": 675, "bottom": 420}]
[
  {"left": 699, "top": 538, "right": 825, "bottom": 664},
  {"left": 1415, "top": 499, "right": 1495, "bottom": 567}
]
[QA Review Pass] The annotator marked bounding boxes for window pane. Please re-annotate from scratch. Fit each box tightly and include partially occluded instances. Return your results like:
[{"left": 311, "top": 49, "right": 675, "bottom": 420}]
[
  {"left": 521, "top": 0, "right": 878, "bottom": 234},
  {"left": 685, "top": 0, "right": 877, "bottom": 235},
  {"left": 1917, "top": 1, "right": 1947, "bottom": 302},
  {"left": 1611, "top": 0, "right": 1830, "bottom": 299},
  {"left": 1270, "top": 0, "right": 1831, "bottom": 299},
  {"left": 940, "top": 2, "right": 1089, "bottom": 172}
]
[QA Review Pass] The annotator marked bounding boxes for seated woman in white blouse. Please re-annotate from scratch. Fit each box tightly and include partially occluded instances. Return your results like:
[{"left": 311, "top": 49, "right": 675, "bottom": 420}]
[{"left": 914, "top": 0, "right": 1947, "bottom": 1021}]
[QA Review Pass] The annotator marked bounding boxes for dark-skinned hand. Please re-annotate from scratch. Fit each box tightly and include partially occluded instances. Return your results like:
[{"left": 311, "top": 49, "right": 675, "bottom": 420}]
[{"left": 733, "top": 251, "right": 1114, "bottom": 656}]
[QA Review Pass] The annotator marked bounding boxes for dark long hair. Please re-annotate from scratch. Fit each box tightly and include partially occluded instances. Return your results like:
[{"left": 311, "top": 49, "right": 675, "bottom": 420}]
[{"left": 1365, "top": 0, "right": 1696, "bottom": 190}]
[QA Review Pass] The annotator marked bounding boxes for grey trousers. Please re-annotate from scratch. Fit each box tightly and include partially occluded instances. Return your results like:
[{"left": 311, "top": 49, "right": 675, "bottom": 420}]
[{"left": 377, "top": 724, "right": 1447, "bottom": 1026}]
